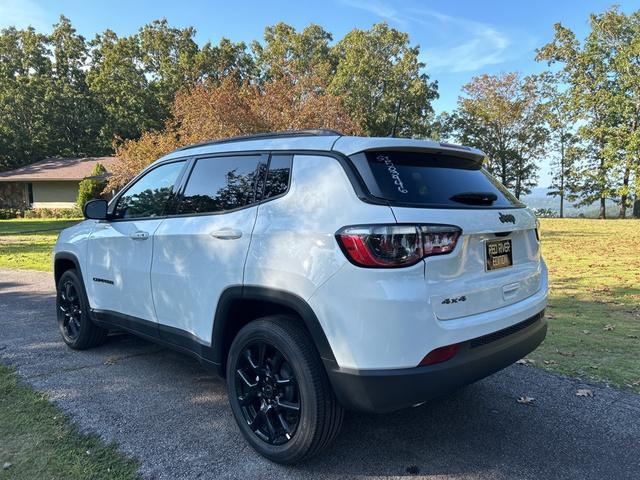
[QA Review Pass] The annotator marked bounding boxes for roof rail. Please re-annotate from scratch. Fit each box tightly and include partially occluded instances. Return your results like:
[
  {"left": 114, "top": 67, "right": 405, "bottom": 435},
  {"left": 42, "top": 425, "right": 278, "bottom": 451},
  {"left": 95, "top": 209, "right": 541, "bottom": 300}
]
[{"left": 175, "top": 129, "right": 343, "bottom": 152}]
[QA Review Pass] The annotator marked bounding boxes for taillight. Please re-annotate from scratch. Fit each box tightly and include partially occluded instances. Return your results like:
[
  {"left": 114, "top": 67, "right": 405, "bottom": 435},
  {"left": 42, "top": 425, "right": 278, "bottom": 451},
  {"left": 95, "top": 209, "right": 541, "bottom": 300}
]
[{"left": 335, "top": 224, "right": 461, "bottom": 268}]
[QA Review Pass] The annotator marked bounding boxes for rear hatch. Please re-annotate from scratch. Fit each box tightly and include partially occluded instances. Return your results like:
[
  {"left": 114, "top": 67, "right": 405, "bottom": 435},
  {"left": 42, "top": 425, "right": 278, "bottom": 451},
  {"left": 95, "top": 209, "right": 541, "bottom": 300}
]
[{"left": 349, "top": 149, "right": 542, "bottom": 320}]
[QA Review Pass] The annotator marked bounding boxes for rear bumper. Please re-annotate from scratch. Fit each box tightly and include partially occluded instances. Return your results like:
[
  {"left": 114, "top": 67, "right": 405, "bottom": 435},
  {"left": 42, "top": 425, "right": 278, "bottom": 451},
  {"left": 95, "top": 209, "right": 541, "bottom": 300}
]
[{"left": 326, "top": 310, "right": 546, "bottom": 413}]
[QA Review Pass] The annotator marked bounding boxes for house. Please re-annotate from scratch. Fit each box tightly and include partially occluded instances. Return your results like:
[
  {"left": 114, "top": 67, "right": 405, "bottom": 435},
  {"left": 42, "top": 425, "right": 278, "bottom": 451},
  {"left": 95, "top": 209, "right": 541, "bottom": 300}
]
[{"left": 0, "top": 156, "right": 117, "bottom": 209}]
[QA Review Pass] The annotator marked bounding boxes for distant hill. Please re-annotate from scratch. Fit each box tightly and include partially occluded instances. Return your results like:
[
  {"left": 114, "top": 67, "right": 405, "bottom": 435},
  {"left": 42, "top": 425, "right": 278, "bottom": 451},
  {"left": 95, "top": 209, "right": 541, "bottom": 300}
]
[{"left": 520, "top": 187, "right": 619, "bottom": 217}]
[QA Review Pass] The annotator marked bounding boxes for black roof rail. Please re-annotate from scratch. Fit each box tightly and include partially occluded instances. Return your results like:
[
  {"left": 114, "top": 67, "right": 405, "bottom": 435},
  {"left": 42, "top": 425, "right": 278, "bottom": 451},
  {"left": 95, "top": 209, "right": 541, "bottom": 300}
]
[{"left": 175, "top": 129, "right": 343, "bottom": 152}]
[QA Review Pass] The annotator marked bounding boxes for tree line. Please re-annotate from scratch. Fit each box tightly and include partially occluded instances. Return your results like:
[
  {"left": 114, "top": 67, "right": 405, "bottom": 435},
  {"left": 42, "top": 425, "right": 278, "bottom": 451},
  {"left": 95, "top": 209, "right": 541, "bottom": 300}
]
[{"left": 1, "top": 8, "right": 638, "bottom": 218}]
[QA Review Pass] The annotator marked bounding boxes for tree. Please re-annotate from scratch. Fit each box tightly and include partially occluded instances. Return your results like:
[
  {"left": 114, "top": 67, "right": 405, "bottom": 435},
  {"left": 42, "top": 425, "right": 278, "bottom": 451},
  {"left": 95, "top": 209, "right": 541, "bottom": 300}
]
[
  {"left": 329, "top": 23, "right": 438, "bottom": 137},
  {"left": 0, "top": 26, "right": 52, "bottom": 170},
  {"left": 77, "top": 163, "right": 107, "bottom": 208},
  {"left": 252, "top": 23, "right": 334, "bottom": 81},
  {"left": 536, "top": 7, "right": 640, "bottom": 219},
  {"left": 46, "top": 16, "right": 104, "bottom": 158},
  {"left": 87, "top": 30, "right": 163, "bottom": 147},
  {"left": 108, "top": 74, "right": 362, "bottom": 190},
  {"left": 540, "top": 74, "right": 580, "bottom": 217},
  {"left": 444, "top": 73, "right": 547, "bottom": 198}
]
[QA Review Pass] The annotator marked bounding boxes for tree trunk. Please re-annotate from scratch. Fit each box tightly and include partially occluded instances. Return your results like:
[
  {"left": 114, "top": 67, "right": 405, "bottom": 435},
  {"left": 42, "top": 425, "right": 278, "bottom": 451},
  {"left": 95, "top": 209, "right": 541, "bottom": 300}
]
[
  {"left": 633, "top": 196, "right": 640, "bottom": 218},
  {"left": 599, "top": 197, "right": 606, "bottom": 219},
  {"left": 619, "top": 158, "right": 631, "bottom": 219},
  {"left": 559, "top": 140, "right": 565, "bottom": 218}
]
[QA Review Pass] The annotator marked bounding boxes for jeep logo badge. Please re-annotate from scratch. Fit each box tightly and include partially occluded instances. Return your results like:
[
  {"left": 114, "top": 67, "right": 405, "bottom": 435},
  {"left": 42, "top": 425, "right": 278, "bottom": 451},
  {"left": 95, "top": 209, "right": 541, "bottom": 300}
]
[{"left": 499, "top": 212, "right": 516, "bottom": 224}]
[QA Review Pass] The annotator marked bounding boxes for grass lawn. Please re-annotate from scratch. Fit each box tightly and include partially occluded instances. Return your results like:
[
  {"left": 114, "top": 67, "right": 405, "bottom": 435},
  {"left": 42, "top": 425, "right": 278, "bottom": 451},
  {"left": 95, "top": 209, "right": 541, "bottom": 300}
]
[
  {"left": 0, "top": 219, "right": 80, "bottom": 271},
  {"left": 528, "top": 218, "right": 640, "bottom": 392},
  {"left": 0, "top": 364, "right": 138, "bottom": 480}
]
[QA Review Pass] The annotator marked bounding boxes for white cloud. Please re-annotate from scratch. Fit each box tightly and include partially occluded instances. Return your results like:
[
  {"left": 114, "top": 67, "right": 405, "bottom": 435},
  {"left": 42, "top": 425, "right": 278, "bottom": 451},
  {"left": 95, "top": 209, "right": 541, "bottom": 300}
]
[
  {"left": 0, "top": 0, "right": 49, "bottom": 30},
  {"left": 339, "top": 0, "right": 408, "bottom": 26},
  {"left": 338, "top": 0, "right": 513, "bottom": 74}
]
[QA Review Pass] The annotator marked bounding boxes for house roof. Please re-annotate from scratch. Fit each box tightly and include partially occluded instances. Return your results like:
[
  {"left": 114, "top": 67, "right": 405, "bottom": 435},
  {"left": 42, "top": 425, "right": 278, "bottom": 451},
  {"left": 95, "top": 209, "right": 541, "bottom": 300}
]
[{"left": 0, "top": 156, "right": 117, "bottom": 182}]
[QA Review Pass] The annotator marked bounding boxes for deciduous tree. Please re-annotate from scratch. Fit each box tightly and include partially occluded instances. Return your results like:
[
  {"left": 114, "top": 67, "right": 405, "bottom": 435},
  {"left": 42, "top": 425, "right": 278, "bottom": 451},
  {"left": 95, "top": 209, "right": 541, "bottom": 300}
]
[{"left": 444, "top": 72, "right": 547, "bottom": 198}]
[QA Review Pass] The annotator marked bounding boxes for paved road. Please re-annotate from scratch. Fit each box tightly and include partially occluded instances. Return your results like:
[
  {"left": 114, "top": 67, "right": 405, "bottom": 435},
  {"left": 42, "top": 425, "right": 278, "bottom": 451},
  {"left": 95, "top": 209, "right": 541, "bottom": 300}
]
[{"left": 1, "top": 268, "right": 639, "bottom": 480}]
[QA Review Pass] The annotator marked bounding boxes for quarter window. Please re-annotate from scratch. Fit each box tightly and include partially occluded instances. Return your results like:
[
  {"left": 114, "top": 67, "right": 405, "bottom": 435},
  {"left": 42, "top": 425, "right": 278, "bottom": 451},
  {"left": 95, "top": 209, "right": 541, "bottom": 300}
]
[
  {"left": 112, "top": 161, "right": 185, "bottom": 219},
  {"left": 263, "top": 155, "right": 292, "bottom": 199},
  {"left": 177, "top": 156, "right": 262, "bottom": 214}
]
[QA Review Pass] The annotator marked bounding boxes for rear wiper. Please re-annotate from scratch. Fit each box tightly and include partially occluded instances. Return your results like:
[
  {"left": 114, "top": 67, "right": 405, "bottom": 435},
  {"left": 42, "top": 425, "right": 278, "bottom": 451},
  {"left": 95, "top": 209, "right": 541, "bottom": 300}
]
[{"left": 450, "top": 192, "right": 498, "bottom": 206}]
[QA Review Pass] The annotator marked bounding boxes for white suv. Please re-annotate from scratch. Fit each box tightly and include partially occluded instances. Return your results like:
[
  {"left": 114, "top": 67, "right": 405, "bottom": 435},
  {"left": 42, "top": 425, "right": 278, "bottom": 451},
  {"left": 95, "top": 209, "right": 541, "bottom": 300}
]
[{"left": 54, "top": 130, "right": 548, "bottom": 463}]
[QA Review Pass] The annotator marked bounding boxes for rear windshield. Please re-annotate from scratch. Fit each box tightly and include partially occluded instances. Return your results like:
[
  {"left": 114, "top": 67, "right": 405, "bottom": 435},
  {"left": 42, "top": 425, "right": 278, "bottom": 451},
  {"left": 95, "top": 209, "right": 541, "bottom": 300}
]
[{"left": 350, "top": 151, "right": 522, "bottom": 208}]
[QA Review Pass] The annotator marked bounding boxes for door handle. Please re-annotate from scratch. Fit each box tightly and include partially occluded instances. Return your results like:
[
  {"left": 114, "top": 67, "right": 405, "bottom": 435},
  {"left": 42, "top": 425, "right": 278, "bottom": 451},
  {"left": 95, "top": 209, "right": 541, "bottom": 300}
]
[
  {"left": 210, "top": 228, "right": 243, "bottom": 240},
  {"left": 130, "top": 230, "right": 150, "bottom": 240}
]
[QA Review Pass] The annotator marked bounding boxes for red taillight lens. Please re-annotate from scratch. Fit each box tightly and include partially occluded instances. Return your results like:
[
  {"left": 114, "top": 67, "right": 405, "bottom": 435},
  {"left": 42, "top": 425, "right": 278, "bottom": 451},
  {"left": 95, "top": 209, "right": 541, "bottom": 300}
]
[
  {"left": 418, "top": 343, "right": 460, "bottom": 366},
  {"left": 336, "top": 224, "right": 461, "bottom": 268}
]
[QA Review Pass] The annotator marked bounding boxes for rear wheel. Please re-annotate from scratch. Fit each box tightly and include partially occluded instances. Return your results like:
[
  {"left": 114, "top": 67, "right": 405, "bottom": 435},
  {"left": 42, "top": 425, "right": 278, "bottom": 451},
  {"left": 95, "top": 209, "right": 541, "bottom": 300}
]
[
  {"left": 56, "top": 269, "right": 107, "bottom": 349},
  {"left": 226, "top": 316, "right": 343, "bottom": 463}
]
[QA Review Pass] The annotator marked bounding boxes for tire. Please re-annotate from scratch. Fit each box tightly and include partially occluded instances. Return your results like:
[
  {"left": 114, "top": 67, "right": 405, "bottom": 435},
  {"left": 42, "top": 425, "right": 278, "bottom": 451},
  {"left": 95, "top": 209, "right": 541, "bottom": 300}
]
[
  {"left": 56, "top": 269, "right": 107, "bottom": 350},
  {"left": 226, "top": 316, "right": 344, "bottom": 464}
]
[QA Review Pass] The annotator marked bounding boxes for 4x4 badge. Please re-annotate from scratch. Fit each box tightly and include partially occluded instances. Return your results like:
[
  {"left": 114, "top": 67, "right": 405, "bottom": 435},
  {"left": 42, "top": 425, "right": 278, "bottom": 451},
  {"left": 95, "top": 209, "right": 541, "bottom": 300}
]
[{"left": 499, "top": 212, "right": 516, "bottom": 224}]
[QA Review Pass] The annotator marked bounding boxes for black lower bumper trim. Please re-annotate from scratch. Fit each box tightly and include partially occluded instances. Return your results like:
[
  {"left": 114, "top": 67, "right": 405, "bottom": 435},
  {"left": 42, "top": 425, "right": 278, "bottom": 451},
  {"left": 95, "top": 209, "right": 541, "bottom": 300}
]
[{"left": 325, "top": 310, "right": 546, "bottom": 413}]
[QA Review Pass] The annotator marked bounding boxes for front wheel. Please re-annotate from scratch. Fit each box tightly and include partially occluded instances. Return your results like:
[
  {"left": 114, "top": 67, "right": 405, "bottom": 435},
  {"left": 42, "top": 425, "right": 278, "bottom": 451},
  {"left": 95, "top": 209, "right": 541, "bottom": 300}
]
[
  {"left": 226, "top": 316, "right": 343, "bottom": 464},
  {"left": 56, "top": 269, "right": 107, "bottom": 349}
]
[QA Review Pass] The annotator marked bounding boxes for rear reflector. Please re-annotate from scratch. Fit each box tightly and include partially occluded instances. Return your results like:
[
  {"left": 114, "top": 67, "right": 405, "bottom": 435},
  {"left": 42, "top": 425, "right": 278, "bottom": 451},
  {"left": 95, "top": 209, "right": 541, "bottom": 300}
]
[{"left": 418, "top": 344, "right": 460, "bottom": 366}]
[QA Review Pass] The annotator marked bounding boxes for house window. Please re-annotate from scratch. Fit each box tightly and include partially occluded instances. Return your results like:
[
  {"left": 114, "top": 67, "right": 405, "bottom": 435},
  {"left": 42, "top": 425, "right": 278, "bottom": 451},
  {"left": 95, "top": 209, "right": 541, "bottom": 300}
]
[{"left": 27, "top": 183, "right": 33, "bottom": 205}]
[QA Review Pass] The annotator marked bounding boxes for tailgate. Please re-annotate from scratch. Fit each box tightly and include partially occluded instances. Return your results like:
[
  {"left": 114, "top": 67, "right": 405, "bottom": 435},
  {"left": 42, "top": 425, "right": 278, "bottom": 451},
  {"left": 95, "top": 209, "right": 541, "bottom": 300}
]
[{"left": 392, "top": 206, "right": 542, "bottom": 320}]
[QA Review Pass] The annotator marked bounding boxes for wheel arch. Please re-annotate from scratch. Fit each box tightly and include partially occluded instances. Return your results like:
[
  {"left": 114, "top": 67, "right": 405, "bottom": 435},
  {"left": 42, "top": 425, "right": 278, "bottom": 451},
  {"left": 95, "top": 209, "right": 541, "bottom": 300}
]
[
  {"left": 54, "top": 252, "right": 84, "bottom": 286},
  {"left": 212, "top": 286, "right": 337, "bottom": 375}
]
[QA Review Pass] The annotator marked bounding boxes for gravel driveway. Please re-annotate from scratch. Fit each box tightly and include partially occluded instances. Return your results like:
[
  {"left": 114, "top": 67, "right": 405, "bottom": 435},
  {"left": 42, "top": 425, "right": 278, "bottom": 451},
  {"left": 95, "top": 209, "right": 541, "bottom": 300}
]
[{"left": 1, "top": 268, "right": 639, "bottom": 480}]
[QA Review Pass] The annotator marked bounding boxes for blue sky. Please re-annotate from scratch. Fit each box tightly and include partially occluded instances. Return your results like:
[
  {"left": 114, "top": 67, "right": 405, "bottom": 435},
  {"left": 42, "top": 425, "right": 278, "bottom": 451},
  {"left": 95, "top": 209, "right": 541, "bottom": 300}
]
[{"left": 2, "top": 0, "right": 640, "bottom": 185}]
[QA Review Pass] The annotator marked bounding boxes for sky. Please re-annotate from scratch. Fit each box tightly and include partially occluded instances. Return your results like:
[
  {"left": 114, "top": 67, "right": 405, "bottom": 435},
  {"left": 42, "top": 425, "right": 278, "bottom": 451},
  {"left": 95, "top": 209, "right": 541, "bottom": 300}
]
[{"left": 2, "top": 0, "right": 640, "bottom": 186}]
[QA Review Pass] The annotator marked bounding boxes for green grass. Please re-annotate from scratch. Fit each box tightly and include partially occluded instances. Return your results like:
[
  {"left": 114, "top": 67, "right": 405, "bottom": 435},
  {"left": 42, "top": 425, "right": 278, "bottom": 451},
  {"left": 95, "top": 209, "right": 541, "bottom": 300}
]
[
  {"left": 0, "top": 219, "right": 80, "bottom": 271},
  {"left": 527, "top": 218, "right": 640, "bottom": 392},
  {"left": 0, "top": 364, "right": 138, "bottom": 480}
]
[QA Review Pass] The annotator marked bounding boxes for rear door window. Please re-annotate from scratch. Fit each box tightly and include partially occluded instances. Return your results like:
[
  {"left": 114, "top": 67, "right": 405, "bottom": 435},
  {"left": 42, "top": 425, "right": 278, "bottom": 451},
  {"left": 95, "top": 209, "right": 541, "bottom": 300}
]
[
  {"left": 177, "top": 155, "right": 262, "bottom": 214},
  {"left": 350, "top": 151, "right": 522, "bottom": 208}
]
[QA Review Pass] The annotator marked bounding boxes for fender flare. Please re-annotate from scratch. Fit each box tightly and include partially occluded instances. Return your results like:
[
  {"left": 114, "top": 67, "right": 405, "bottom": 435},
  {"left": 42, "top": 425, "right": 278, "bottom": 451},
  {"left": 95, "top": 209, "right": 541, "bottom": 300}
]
[
  {"left": 211, "top": 285, "right": 337, "bottom": 366},
  {"left": 53, "top": 251, "right": 85, "bottom": 286}
]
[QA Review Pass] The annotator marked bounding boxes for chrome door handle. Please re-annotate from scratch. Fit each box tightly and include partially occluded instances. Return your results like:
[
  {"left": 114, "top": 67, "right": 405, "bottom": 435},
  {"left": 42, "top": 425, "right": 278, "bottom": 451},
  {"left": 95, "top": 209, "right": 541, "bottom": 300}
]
[
  {"left": 130, "top": 230, "right": 150, "bottom": 240},
  {"left": 210, "top": 228, "right": 243, "bottom": 240}
]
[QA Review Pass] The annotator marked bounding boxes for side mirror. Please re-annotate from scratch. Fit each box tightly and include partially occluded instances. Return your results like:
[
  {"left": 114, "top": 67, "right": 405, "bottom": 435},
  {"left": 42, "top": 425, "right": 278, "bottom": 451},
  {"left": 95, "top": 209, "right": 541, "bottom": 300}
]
[{"left": 83, "top": 199, "right": 109, "bottom": 220}]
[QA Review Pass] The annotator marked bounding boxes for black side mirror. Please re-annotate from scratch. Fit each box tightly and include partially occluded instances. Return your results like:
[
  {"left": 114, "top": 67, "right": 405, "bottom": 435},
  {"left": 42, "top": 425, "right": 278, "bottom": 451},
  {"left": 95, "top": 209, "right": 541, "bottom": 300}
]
[{"left": 83, "top": 199, "right": 109, "bottom": 220}]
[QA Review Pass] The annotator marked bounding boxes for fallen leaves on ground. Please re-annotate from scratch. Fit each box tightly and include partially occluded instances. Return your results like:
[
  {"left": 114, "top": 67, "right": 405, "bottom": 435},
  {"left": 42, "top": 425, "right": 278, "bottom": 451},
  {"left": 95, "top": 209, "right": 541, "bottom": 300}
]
[
  {"left": 603, "top": 324, "right": 616, "bottom": 331},
  {"left": 517, "top": 396, "right": 535, "bottom": 405},
  {"left": 576, "top": 389, "right": 594, "bottom": 397},
  {"left": 516, "top": 358, "right": 535, "bottom": 365}
]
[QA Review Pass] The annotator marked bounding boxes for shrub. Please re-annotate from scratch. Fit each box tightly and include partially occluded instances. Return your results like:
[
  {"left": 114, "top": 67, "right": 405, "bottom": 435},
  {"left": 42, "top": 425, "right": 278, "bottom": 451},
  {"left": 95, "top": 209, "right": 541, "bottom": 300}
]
[
  {"left": 0, "top": 207, "right": 24, "bottom": 219},
  {"left": 77, "top": 163, "right": 108, "bottom": 208},
  {"left": 23, "top": 207, "right": 82, "bottom": 219}
]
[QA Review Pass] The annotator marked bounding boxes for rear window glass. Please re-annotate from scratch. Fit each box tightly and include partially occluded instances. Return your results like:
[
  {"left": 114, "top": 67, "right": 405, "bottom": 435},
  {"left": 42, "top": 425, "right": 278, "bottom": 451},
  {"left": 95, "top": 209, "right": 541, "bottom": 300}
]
[{"left": 351, "top": 151, "right": 522, "bottom": 208}]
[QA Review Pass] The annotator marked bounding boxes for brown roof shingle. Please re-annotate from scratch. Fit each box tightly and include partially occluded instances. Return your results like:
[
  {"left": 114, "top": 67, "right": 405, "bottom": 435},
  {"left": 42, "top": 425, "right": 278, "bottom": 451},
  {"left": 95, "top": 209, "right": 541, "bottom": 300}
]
[{"left": 0, "top": 156, "right": 117, "bottom": 182}]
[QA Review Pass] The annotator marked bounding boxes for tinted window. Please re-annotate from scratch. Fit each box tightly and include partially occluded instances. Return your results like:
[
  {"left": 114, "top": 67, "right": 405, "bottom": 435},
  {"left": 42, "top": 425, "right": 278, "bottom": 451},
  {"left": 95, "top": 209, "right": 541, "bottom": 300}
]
[
  {"left": 113, "top": 161, "right": 185, "bottom": 219},
  {"left": 177, "top": 155, "right": 261, "bottom": 214},
  {"left": 263, "top": 155, "right": 292, "bottom": 199},
  {"left": 352, "top": 151, "right": 521, "bottom": 208}
]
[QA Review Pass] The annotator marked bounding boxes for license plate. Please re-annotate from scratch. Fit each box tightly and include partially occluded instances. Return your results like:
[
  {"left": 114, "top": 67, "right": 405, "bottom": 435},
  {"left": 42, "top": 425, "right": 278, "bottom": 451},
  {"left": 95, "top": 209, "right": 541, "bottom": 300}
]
[{"left": 486, "top": 239, "right": 513, "bottom": 271}]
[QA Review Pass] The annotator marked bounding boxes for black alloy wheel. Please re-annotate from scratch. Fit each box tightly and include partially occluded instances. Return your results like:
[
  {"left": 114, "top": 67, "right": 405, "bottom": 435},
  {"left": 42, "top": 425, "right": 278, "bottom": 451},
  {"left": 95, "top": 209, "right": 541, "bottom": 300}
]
[
  {"left": 56, "top": 269, "right": 107, "bottom": 349},
  {"left": 226, "top": 316, "right": 344, "bottom": 464},
  {"left": 235, "top": 340, "right": 301, "bottom": 445},
  {"left": 58, "top": 279, "right": 82, "bottom": 342}
]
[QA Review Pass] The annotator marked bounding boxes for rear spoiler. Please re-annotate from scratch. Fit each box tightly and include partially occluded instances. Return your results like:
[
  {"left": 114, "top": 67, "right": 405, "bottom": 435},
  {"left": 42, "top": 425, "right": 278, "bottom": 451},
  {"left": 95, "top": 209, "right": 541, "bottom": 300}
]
[{"left": 331, "top": 137, "right": 486, "bottom": 167}]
